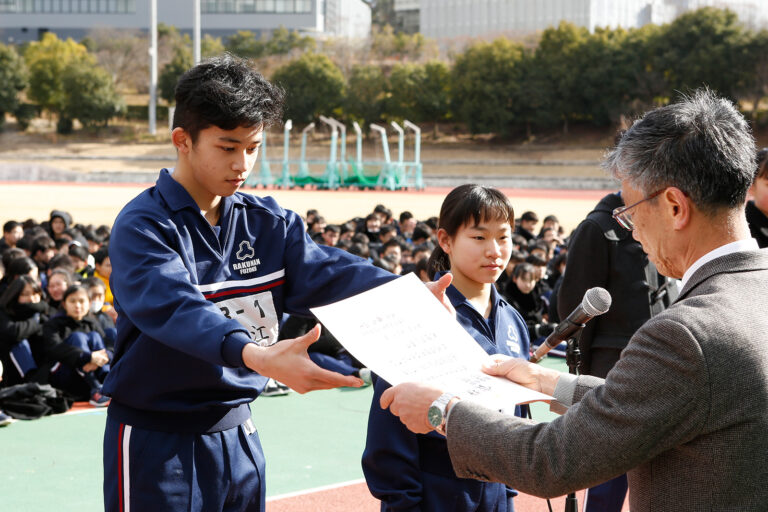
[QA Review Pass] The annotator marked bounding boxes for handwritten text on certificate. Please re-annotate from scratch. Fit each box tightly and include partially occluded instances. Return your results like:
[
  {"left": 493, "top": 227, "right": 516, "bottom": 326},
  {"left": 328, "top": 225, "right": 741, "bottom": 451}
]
[{"left": 311, "top": 273, "right": 551, "bottom": 412}]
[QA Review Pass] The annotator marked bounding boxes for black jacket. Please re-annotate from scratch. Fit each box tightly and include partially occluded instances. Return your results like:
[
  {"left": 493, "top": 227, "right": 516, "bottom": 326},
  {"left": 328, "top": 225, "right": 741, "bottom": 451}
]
[
  {"left": 503, "top": 279, "right": 546, "bottom": 341},
  {"left": 557, "top": 193, "right": 670, "bottom": 374},
  {"left": 40, "top": 314, "right": 106, "bottom": 369},
  {"left": 0, "top": 302, "right": 51, "bottom": 386},
  {"left": 746, "top": 200, "right": 768, "bottom": 248}
]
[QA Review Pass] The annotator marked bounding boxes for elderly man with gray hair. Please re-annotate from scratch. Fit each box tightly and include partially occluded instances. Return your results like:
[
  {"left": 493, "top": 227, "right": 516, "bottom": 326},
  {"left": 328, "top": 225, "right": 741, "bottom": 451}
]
[{"left": 380, "top": 89, "right": 768, "bottom": 512}]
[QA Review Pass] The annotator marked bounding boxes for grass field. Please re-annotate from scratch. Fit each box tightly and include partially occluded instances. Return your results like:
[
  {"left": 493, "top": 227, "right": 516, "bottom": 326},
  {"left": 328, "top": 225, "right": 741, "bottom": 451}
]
[{"left": 0, "top": 357, "right": 583, "bottom": 512}]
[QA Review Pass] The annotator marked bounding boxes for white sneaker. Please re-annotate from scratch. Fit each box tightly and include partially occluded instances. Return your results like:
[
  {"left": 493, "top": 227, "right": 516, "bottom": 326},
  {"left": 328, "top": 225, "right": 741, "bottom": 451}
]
[
  {"left": 261, "top": 378, "right": 292, "bottom": 397},
  {"left": 358, "top": 368, "right": 372, "bottom": 386},
  {"left": 0, "top": 410, "right": 13, "bottom": 427}
]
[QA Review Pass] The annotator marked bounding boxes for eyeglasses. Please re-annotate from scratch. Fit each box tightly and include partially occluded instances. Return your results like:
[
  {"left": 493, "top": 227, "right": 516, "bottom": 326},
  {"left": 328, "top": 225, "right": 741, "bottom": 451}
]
[{"left": 612, "top": 189, "right": 665, "bottom": 231}]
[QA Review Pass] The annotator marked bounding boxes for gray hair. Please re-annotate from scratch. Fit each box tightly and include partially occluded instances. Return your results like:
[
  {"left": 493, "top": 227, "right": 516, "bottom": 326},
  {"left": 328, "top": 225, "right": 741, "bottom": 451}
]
[{"left": 603, "top": 89, "right": 755, "bottom": 214}]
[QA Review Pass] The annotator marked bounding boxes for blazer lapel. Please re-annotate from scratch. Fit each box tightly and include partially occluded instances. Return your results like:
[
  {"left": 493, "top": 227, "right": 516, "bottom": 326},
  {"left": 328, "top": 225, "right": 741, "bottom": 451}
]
[{"left": 676, "top": 249, "right": 768, "bottom": 301}]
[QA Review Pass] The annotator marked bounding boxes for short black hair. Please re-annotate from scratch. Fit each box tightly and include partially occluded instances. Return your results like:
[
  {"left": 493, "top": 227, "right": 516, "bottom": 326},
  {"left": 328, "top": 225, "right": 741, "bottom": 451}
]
[
  {"left": 93, "top": 246, "right": 110, "bottom": 265},
  {"left": 31, "top": 235, "right": 55, "bottom": 256},
  {"left": 83, "top": 276, "right": 106, "bottom": 292},
  {"left": 3, "top": 220, "right": 20, "bottom": 233},
  {"left": 513, "top": 262, "right": 536, "bottom": 279},
  {"left": 68, "top": 244, "right": 89, "bottom": 262},
  {"left": 173, "top": 53, "right": 285, "bottom": 143},
  {"left": 382, "top": 239, "right": 401, "bottom": 250}
]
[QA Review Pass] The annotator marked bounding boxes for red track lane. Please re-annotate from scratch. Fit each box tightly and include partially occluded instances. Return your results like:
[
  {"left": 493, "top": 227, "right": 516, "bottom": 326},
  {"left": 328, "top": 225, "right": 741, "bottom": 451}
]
[{"left": 267, "top": 481, "right": 630, "bottom": 511}]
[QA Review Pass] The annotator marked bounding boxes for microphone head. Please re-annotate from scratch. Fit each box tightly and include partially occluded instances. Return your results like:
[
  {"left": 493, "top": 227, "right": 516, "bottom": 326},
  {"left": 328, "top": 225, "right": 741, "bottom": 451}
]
[{"left": 582, "top": 287, "right": 612, "bottom": 316}]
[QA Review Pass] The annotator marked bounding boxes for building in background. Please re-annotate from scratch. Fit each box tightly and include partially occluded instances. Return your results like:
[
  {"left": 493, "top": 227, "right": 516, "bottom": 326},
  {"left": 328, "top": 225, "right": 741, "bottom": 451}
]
[
  {"left": 325, "top": 0, "right": 372, "bottom": 39},
  {"left": 394, "top": 0, "right": 419, "bottom": 34},
  {"left": 418, "top": 0, "right": 768, "bottom": 43},
  {"left": 0, "top": 0, "right": 371, "bottom": 44}
]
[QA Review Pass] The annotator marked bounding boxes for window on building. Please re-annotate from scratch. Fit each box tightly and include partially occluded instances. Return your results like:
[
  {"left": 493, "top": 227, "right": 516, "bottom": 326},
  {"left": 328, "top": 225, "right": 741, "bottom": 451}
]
[
  {"left": 201, "top": 0, "right": 311, "bottom": 13},
  {"left": 255, "top": 0, "right": 275, "bottom": 12},
  {"left": 0, "top": 0, "right": 133, "bottom": 12},
  {"left": 275, "top": 0, "right": 293, "bottom": 13}
]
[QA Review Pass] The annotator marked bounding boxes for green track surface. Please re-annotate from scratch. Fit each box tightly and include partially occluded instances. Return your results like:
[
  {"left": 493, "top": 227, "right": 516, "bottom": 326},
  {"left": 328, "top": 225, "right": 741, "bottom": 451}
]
[{"left": 0, "top": 358, "right": 567, "bottom": 511}]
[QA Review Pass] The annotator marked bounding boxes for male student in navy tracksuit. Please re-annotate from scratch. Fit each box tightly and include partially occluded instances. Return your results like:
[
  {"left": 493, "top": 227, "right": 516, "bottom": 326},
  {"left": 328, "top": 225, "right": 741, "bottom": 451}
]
[{"left": 102, "top": 54, "right": 450, "bottom": 512}]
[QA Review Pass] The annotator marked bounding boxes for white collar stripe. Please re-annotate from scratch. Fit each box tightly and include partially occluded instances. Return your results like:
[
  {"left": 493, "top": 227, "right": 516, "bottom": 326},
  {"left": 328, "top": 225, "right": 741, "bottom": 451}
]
[{"left": 195, "top": 269, "right": 286, "bottom": 293}]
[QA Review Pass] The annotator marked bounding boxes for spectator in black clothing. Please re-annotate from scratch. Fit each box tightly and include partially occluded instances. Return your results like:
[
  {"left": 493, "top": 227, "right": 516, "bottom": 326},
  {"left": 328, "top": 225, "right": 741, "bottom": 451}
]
[
  {"left": 320, "top": 224, "right": 340, "bottom": 247},
  {"left": 30, "top": 235, "right": 56, "bottom": 274},
  {"left": 0, "top": 221, "right": 23, "bottom": 253},
  {"left": 1, "top": 247, "right": 25, "bottom": 268},
  {"left": 503, "top": 262, "right": 552, "bottom": 343},
  {"left": 68, "top": 244, "right": 94, "bottom": 278},
  {"left": 83, "top": 229, "right": 105, "bottom": 254},
  {"left": 373, "top": 204, "right": 393, "bottom": 226},
  {"left": 557, "top": 191, "right": 675, "bottom": 512},
  {"left": 545, "top": 253, "right": 568, "bottom": 323},
  {"left": 83, "top": 277, "right": 116, "bottom": 350},
  {"left": 414, "top": 256, "right": 431, "bottom": 282},
  {"left": 398, "top": 211, "right": 416, "bottom": 240},
  {"left": 1, "top": 257, "right": 39, "bottom": 297},
  {"left": 41, "top": 284, "right": 110, "bottom": 406},
  {"left": 307, "top": 215, "right": 326, "bottom": 235},
  {"left": 48, "top": 210, "right": 72, "bottom": 240},
  {"left": 349, "top": 243, "right": 370, "bottom": 260},
  {"left": 378, "top": 224, "right": 397, "bottom": 245},
  {"left": 511, "top": 233, "right": 528, "bottom": 251},
  {"left": 0, "top": 276, "right": 50, "bottom": 387},
  {"left": 362, "top": 213, "right": 382, "bottom": 244},
  {"left": 537, "top": 214, "right": 561, "bottom": 240},
  {"left": 411, "top": 222, "right": 432, "bottom": 247},
  {"left": 46, "top": 269, "right": 75, "bottom": 312},
  {"left": 526, "top": 254, "right": 549, "bottom": 293},
  {"left": 47, "top": 253, "right": 76, "bottom": 276},
  {"left": 496, "top": 249, "right": 527, "bottom": 292},
  {"left": 747, "top": 148, "right": 768, "bottom": 248},
  {"left": 379, "top": 239, "right": 402, "bottom": 267},
  {"left": 515, "top": 211, "right": 538, "bottom": 242}
]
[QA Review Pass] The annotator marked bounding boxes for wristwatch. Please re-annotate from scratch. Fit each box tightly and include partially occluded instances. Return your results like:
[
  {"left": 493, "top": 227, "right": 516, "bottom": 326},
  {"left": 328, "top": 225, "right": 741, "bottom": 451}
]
[{"left": 428, "top": 392, "right": 456, "bottom": 434}]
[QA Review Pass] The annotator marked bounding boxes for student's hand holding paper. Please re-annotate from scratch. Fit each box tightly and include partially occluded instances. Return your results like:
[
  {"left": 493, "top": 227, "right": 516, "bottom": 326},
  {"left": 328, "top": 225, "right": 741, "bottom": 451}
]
[{"left": 424, "top": 273, "right": 455, "bottom": 317}]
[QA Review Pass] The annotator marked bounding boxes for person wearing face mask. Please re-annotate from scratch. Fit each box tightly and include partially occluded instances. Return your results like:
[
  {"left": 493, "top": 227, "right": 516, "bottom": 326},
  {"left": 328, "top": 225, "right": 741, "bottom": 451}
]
[
  {"left": 83, "top": 276, "right": 116, "bottom": 351},
  {"left": 0, "top": 275, "right": 51, "bottom": 387}
]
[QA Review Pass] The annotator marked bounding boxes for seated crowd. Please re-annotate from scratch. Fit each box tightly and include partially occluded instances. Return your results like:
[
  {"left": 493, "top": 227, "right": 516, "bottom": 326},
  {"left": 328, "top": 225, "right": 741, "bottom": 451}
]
[{"left": 0, "top": 205, "right": 568, "bottom": 419}]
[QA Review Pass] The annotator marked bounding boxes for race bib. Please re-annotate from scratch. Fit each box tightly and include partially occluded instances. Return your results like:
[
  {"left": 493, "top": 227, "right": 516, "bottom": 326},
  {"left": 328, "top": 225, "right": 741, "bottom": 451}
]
[{"left": 216, "top": 292, "right": 279, "bottom": 346}]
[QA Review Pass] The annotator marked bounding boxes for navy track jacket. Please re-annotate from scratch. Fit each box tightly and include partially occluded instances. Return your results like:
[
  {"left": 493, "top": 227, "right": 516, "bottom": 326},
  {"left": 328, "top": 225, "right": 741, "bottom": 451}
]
[{"left": 103, "top": 169, "right": 393, "bottom": 433}]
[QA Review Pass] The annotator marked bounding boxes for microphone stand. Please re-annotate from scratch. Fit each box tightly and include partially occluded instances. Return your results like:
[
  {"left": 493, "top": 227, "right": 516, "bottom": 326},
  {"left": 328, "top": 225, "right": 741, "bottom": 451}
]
[{"left": 563, "top": 330, "right": 583, "bottom": 512}]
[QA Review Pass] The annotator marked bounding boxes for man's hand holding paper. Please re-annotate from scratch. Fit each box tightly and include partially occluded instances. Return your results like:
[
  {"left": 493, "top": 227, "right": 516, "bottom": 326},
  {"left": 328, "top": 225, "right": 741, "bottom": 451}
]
[{"left": 310, "top": 273, "right": 552, "bottom": 433}]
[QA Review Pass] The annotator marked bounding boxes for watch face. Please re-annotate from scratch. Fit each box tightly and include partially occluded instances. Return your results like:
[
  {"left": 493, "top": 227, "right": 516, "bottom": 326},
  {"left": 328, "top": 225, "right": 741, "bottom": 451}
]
[{"left": 428, "top": 405, "right": 443, "bottom": 428}]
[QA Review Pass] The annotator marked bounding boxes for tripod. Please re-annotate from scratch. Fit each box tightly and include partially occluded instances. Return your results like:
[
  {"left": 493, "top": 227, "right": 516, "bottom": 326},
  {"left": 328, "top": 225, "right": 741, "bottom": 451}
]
[{"left": 562, "top": 333, "right": 582, "bottom": 512}]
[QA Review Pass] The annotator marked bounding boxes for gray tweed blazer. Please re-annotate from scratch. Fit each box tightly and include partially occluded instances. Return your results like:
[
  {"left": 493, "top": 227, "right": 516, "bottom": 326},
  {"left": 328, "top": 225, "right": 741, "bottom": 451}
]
[{"left": 446, "top": 249, "right": 768, "bottom": 512}]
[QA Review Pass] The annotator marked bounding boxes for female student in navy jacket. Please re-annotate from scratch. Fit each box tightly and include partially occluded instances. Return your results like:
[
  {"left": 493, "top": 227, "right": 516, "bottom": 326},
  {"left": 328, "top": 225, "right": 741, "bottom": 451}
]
[{"left": 363, "top": 184, "right": 530, "bottom": 511}]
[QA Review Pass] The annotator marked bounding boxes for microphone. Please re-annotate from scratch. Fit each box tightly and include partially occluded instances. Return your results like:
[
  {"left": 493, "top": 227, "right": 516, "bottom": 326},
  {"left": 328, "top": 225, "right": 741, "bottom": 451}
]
[{"left": 529, "top": 287, "right": 612, "bottom": 363}]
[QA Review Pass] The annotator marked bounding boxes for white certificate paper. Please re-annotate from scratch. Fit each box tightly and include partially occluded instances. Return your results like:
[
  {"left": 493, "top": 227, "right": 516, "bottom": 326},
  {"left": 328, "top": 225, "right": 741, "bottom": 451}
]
[{"left": 311, "top": 273, "right": 552, "bottom": 412}]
